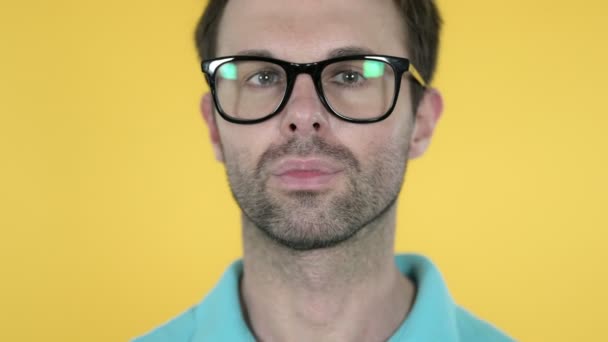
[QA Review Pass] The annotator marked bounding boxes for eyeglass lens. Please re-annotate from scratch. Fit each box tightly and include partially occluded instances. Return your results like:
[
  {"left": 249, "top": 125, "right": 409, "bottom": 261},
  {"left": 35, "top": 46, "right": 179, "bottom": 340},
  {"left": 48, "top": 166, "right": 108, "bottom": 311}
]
[{"left": 214, "top": 59, "right": 396, "bottom": 121}]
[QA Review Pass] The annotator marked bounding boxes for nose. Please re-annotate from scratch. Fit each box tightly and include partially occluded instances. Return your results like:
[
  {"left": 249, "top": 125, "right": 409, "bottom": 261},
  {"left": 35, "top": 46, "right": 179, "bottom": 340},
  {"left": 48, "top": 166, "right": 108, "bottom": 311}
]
[{"left": 280, "top": 74, "right": 329, "bottom": 138}]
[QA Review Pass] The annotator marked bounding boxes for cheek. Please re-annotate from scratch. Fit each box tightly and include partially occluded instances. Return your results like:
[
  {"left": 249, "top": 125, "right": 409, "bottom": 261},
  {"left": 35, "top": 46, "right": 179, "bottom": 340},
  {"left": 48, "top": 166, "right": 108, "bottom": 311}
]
[
  {"left": 384, "top": 102, "right": 416, "bottom": 148},
  {"left": 338, "top": 117, "right": 411, "bottom": 165},
  {"left": 218, "top": 121, "right": 277, "bottom": 168}
]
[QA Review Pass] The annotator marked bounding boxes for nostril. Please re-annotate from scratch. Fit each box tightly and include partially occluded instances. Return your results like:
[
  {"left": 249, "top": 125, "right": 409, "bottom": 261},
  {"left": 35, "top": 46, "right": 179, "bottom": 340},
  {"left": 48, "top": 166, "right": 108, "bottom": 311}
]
[
  {"left": 289, "top": 123, "right": 297, "bottom": 131},
  {"left": 313, "top": 122, "right": 320, "bottom": 130}
]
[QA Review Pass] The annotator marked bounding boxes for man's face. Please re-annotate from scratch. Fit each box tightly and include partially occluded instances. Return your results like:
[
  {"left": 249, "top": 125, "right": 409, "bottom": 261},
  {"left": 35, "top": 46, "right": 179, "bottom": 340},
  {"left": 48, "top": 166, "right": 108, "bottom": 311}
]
[{"left": 207, "top": 0, "right": 426, "bottom": 250}]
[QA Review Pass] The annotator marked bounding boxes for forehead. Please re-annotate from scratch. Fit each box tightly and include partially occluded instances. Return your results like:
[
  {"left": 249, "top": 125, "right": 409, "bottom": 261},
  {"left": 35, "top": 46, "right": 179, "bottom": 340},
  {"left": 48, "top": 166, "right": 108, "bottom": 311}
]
[{"left": 216, "top": 0, "right": 408, "bottom": 62}]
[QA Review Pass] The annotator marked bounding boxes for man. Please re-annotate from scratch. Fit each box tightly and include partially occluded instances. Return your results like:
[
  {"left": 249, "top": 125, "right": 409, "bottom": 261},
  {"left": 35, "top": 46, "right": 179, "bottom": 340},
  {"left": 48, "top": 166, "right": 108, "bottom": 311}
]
[{"left": 136, "top": 0, "right": 514, "bottom": 341}]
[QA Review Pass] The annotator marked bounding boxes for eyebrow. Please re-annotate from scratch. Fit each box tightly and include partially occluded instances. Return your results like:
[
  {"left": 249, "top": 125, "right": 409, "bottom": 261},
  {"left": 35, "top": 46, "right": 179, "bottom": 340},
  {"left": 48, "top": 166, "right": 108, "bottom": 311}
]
[
  {"left": 327, "top": 46, "right": 375, "bottom": 58},
  {"left": 235, "top": 46, "right": 377, "bottom": 61},
  {"left": 236, "top": 49, "right": 274, "bottom": 58}
]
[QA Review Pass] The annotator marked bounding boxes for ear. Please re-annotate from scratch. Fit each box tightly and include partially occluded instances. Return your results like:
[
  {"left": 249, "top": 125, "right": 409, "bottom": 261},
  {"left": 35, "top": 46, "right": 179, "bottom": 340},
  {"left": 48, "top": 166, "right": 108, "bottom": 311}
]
[
  {"left": 200, "top": 93, "right": 224, "bottom": 163},
  {"left": 408, "top": 88, "right": 444, "bottom": 160}
]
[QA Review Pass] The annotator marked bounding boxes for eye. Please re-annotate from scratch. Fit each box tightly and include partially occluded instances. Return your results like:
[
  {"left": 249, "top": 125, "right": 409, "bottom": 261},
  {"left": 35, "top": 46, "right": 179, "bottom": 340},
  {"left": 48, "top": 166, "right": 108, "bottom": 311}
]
[
  {"left": 246, "top": 70, "right": 283, "bottom": 87},
  {"left": 331, "top": 70, "right": 366, "bottom": 87}
]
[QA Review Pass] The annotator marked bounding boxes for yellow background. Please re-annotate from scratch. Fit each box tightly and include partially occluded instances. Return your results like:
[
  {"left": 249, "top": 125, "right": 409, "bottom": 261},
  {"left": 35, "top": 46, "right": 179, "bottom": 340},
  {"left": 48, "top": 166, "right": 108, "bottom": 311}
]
[{"left": 1, "top": 0, "right": 607, "bottom": 340}]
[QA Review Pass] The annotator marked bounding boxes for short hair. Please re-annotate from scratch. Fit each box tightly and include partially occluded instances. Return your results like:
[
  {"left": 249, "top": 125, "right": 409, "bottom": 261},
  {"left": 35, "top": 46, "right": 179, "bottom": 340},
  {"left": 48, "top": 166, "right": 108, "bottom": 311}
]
[{"left": 194, "top": 0, "right": 442, "bottom": 112}]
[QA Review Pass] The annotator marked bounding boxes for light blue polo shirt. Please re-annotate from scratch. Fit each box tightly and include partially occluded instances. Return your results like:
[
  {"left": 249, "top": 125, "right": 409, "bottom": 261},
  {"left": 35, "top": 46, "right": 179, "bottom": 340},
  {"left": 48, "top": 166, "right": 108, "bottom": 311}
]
[{"left": 134, "top": 254, "right": 514, "bottom": 341}]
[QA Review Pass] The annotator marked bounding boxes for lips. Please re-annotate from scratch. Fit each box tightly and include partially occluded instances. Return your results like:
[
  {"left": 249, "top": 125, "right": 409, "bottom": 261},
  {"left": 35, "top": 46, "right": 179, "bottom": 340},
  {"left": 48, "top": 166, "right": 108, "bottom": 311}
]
[
  {"left": 270, "top": 158, "right": 344, "bottom": 191},
  {"left": 272, "top": 158, "right": 342, "bottom": 176}
]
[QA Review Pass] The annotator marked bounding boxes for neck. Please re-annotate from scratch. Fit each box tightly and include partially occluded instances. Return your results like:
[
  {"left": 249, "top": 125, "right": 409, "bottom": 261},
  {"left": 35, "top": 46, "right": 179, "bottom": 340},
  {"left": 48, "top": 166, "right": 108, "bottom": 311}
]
[{"left": 239, "top": 203, "right": 416, "bottom": 342}]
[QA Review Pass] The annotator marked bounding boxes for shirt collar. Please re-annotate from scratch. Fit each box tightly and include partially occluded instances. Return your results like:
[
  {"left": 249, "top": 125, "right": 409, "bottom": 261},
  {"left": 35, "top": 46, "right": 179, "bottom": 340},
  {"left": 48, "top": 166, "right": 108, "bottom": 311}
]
[{"left": 389, "top": 254, "right": 460, "bottom": 341}]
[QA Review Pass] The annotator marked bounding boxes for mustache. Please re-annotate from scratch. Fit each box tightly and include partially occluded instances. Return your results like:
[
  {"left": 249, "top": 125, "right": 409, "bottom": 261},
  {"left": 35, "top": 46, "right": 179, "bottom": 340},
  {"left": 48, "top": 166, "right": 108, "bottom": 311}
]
[{"left": 255, "top": 136, "right": 361, "bottom": 176}]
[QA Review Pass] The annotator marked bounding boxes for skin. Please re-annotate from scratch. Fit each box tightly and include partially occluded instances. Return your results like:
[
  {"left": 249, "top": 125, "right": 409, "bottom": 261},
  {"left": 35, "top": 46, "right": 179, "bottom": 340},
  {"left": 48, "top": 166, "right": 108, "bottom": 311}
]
[{"left": 200, "top": 0, "right": 443, "bottom": 340}]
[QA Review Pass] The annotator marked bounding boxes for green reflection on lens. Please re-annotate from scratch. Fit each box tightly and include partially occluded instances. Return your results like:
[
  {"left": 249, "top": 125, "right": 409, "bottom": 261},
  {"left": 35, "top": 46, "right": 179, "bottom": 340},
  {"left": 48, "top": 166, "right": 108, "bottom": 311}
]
[
  {"left": 219, "top": 63, "right": 238, "bottom": 80},
  {"left": 363, "top": 60, "right": 385, "bottom": 78}
]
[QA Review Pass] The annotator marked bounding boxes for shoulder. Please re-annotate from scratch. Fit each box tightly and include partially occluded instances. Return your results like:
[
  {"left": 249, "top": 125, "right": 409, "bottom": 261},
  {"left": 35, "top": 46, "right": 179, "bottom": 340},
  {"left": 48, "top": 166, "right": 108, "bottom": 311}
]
[
  {"left": 454, "top": 305, "right": 515, "bottom": 342},
  {"left": 132, "top": 306, "right": 197, "bottom": 342},
  {"left": 131, "top": 259, "right": 248, "bottom": 342}
]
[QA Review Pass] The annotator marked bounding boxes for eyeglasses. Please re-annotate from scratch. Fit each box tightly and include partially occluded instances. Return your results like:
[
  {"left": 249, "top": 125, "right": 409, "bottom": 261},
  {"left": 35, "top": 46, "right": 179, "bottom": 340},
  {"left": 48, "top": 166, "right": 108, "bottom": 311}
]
[{"left": 201, "top": 54, "right": 427, "bottom": 124}]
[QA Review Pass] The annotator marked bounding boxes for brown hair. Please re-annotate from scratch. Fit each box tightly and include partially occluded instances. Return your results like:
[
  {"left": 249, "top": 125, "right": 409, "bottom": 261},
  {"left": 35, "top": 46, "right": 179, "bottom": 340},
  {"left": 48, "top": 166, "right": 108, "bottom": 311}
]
[{"left": 194, "top": 0, "right": 442, "bottom": 111}]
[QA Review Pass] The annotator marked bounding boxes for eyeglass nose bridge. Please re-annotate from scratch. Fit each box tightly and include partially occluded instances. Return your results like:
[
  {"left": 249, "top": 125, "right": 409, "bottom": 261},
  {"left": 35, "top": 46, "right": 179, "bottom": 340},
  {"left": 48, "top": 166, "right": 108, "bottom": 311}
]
[
  {"left": 287, "top": 60, "right": 323, "bottom": 73},
  {"left": 281, "top": 61, "right": 332, "bottom": 116}
]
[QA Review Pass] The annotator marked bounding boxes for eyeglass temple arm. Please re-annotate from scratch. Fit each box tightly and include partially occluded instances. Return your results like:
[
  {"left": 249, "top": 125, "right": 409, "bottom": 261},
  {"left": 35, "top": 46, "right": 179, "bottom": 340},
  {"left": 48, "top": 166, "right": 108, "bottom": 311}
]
[{"left": 408, "top": 64, "right": 427, "bottom": 88}]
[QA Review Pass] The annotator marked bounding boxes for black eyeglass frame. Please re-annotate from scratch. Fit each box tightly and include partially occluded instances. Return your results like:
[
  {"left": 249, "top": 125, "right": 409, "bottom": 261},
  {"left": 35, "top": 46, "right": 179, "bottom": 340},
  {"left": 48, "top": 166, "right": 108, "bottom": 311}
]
[{"left": 201, "top": 54, "right": 427, "bottom": 125}]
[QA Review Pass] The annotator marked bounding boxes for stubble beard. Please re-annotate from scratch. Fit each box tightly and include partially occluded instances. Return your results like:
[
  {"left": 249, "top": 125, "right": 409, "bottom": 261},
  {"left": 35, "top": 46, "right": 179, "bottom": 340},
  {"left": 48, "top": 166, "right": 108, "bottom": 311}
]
[{"left": 225, "top": 136, "right": 409, "bottom": 251}]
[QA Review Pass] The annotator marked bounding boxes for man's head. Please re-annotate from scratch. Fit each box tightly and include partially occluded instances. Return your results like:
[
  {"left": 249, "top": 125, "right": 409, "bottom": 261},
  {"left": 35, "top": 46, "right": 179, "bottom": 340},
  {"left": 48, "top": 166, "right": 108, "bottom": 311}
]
[{"left": 195, "top": 0, "right": 444, "bottom": 250}]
